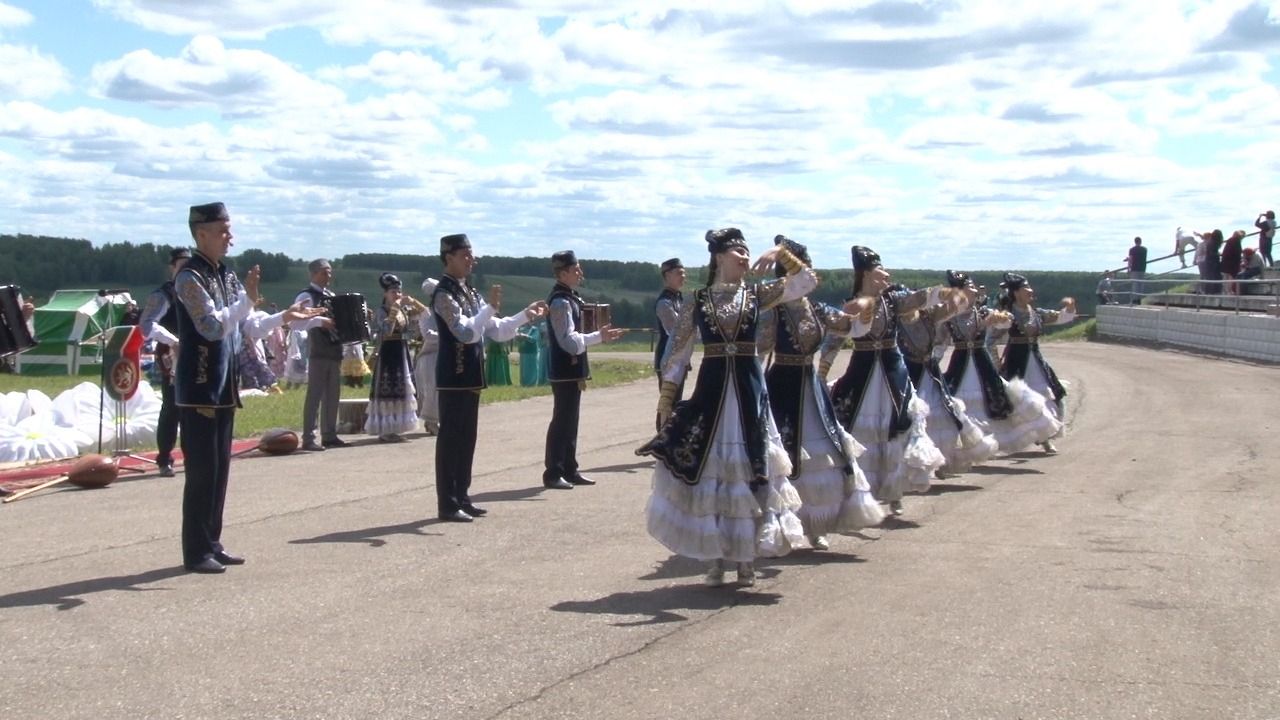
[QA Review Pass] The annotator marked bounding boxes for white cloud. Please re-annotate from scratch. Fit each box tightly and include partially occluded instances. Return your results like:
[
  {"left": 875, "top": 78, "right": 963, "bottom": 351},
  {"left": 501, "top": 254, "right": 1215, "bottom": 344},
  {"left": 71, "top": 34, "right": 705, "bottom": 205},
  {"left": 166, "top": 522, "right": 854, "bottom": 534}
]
[
  {"left": 0, "top": 1, "right": 31, "bottom": 31},
  {"left": 0, "top": 45, "right": 70, "bottom": 98},
  {"left": 2, "top": 1, "right": 1279, "bottom": 270},
  {"left": 89, "top": 35, "right": 346, "bottom": 115},
  {"left": 91, "top": 0, "right": 344, "bottom": 39}
]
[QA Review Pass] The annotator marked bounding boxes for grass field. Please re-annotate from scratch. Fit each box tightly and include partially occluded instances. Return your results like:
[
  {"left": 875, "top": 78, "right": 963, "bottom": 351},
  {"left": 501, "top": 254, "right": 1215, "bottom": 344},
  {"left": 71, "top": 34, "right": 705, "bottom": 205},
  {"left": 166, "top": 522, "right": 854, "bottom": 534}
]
[
  {"left": 1044, "top": 317, "right": 1096, "bottom": 342},
  {"left": 1, "top": 358, "right": 652, "bottom": 447}
]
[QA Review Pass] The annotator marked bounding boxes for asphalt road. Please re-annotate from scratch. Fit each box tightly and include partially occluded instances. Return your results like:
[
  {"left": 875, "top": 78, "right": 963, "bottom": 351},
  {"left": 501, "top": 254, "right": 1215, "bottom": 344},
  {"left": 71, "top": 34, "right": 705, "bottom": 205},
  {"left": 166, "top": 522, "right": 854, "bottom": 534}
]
[{"left": 1, "top": 343, "right": 1277, "bottom": 719}]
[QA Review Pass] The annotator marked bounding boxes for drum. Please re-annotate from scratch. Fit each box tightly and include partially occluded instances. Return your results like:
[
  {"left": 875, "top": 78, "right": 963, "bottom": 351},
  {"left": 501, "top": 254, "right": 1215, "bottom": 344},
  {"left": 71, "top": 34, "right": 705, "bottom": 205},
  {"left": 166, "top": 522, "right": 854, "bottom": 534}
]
[
  {"left": 582, "top": 303, "right": 611, "bottom": 334},
  {"left": 330, "top": 293, "right": 371, "bottom": 344},
  {"left": 0, "top": 285, "right": 37, "bottom": 359}
]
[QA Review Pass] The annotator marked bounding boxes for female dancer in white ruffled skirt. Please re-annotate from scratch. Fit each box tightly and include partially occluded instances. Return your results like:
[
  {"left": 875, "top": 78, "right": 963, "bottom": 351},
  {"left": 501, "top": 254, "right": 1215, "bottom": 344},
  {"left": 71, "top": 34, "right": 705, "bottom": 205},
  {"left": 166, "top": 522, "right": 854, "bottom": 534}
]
[
  {"left": 364, "top": 273, "right": 425, "bottom": 441},
  {"left": 761, "top": 236, "right": 885, "bottom": 550},
  {"left": 996, "top": 273, "right": 1077, "bottom": 453},
  {"left": 823, "top": 246, "right": 949, "bottom": 516},
  {"left": 896, "top": 278, "right": 998, "bottom": 475},
  {"left": 942, "top": 271, "right": 1061, "bottom": 454},
  {"left": 638, "top": 228, "right": 816, "bottom": 587}
]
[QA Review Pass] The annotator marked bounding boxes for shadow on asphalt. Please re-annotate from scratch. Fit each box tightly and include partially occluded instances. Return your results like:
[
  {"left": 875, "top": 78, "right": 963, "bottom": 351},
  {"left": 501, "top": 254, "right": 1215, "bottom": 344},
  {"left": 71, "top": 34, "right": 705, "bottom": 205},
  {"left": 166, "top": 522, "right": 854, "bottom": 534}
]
[
  {"left": 879, "top": 517, "right": 921, "bottom": 530},
  {"left": 765, "top": 551, "right": 868, "bottom": 567},
  {"left": 1001, "top": 451, "right": 1054, "bottom": 461},
  {"left": 966, "top": 464, "right": 1044, "bottom": 476},
  {"left": 0, "top": 566, "right": 188, "bottom": 611},
  {"left": 580, "top": 460, "right": 655, "bottom": 475},
  {"left": 551, "top": 584, "right": 782, "bottom": 626},
  {"left": 924, "top": 483, "right": 984, "bottom": 495},
  {"left": 638, "top": 554, "right": 706, "bottom": 580},
  {"left": 289, "top": 519, "right": 445, "bottom": 547},
  {"left": 470, "top": 486, "right": 548, "bottom": 504}
]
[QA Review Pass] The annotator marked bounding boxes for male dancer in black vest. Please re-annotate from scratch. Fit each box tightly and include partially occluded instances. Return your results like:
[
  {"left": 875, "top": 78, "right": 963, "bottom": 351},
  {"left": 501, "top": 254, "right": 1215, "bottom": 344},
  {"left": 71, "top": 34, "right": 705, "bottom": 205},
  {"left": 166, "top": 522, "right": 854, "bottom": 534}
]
[
  {"left": 433, "top": 234, "right": 546, "bottom": 521},
  {"left": 293, "top": 259, "right": 342, "bottom": 451},
  {"left": 652, "top": 257, "right": 688, "bottom": 427},
  {"left": 139, "top": 247, "right": 192, "bottom": 477},
  {"left": 543, "top": 251, "right": 625, "bottom": 490},
  {"left": 175, "top": 202, "right": 320, "bottom": 572}
]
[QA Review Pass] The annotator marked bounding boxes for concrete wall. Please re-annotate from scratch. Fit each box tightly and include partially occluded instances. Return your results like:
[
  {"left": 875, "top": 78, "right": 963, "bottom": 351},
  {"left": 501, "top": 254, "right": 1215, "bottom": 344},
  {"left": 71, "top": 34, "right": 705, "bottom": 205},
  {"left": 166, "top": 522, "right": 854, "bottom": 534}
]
[{"left": 1096, "top": 305, "right": 1280, "bottom": 363}]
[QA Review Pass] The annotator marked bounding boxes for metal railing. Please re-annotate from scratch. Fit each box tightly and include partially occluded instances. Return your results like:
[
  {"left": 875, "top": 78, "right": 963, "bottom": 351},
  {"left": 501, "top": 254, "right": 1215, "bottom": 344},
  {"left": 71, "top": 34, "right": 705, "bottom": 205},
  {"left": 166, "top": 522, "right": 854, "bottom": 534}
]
[{"left": 1099, "top": 275, "right": 1280, "bottom": 315}]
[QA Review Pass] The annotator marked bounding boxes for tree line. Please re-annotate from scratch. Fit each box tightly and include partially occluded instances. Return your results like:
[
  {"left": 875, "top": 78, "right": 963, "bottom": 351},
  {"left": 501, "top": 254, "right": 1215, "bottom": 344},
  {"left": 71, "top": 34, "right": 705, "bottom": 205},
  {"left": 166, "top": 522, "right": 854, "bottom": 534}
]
[
  {"left": 2, "top": 235, "right": 294, "bottom": 298},
  {"left": 344, "top": 253, "right": 658, "bottom": 291}
]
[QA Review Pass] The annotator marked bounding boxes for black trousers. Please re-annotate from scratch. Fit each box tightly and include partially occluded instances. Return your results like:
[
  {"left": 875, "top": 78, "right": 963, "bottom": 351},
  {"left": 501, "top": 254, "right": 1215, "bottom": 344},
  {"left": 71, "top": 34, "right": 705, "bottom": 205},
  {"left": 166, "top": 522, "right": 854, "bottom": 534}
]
[
  {"left": 179, "top": 406, "right": 235, "bottom": 566},
  {"left": 156, "top": 381, "right": 179, "bottom": 465},
  {"left": 436, "top": 389, "right": 479, "bottom": 515},
  {"left": 544, "top": 380, "right": 582, "bottom": 484}
]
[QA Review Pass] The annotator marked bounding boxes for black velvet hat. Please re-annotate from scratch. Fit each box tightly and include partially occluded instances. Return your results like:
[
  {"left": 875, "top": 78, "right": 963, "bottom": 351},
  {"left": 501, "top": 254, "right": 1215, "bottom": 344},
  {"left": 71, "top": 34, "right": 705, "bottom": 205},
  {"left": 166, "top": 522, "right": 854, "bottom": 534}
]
[
  {"left": 773, "top": 234, "right": 812, "bottom": 277},
  {"left": 946, "top": 270, "right": 969, "bottom": 288},
  {"left": 552, "top": 250, "right": 578, "bottom": 271},
  {"left": 660, "top": 257, "right": 683, "bottom": 274},
  {"left": 706, "top": 228, "right": 748, "bottom": 255},
  {"left": 169, "top": 247, "right": 192, "bottom": 264},
  {"left": 188, "top": 202, "right": 229, "bottom": 225},
  {"left": 851, "top": 245, "right": 881, "bottom": 273},
  {"left": 379, "top": 272, "right": 402, "bottom": 291},
  {"left": 440, "top": 234, "right": 471, "bottom": 255},
  {"left": 999, "top": 272, "right": 1028, "bottom": 292}
]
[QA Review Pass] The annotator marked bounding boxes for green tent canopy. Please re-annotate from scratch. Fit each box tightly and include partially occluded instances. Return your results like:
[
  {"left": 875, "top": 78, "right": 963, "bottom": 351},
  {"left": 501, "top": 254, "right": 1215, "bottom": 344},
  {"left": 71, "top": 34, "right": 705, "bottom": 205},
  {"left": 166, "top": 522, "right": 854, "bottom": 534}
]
[{"left": 15, "top": 290, "right": 136, "bottom": 375}]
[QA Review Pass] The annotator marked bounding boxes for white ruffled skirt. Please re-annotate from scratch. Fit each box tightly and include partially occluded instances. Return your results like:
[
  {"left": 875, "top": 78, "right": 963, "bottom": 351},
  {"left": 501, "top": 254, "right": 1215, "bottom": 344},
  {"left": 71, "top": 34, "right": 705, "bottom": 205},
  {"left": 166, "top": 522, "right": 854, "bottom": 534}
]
[
  {"left": 413, "top": 351, "right": 439, "bottom": 425},
  {"left": 917, "top": 378, "right": 999, "bottom": 473},
  {"left": 952, "top": 367, "right": 1062, "bottom": 455},
  {"left": 844, "top": 364, "right": 945, "bottom": 503},
  {"left": 790, "top": 381, "right": 885, "bottom": 535},
  {"left": 364, "top": 386, "right": 419, "bottom": 437},
  {"left": 646, "top": 381, "right": 809, "bottom": 562},
  {"left": 1022, "top": 359, "right": 1066, "bottom": 440}
]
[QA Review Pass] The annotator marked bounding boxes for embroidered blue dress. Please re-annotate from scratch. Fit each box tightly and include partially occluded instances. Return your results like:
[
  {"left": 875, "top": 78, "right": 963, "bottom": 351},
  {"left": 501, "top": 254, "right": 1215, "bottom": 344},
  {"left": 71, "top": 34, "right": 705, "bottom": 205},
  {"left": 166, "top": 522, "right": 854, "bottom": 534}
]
[
  {"left": 898, "top": 298, "right": 998, "bottom": 473},
  {"left": 942, "top": 306, "right": 1061, "bottom": 453},
  {"left": 364, "top": 304, "right": 418, "bottom": 437},
  {"left": 999, "top": 304, "right": 1075, "bottom": 437},
  {"left": 638, "top": 272, "right": 816, "bottom": 562},
  {"left": 823, "top": 288, "right": 945, "bottom": 503},
  {"left": 762, "top": 297, "right": 884, "bottom": 536}
]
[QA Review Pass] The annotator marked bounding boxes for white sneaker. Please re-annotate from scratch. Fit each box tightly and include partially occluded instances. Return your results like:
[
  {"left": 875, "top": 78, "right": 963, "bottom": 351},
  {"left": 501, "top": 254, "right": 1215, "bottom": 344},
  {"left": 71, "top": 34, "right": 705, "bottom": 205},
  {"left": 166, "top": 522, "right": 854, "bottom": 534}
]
[
  {"left": 889, "top": 500, "right": 904, "bottom": 516},
  {"left": 1041, "top": 440, "right": 1058, "bottom": 454},
  {"left": 810, "top": 535, "right": 830, "bottom": 551},
  {"left": 736, "top": 562, "right": 755, "bottom": 587},
  {"left": 705, "top": 561, "right": 726, "bottom": 588}
]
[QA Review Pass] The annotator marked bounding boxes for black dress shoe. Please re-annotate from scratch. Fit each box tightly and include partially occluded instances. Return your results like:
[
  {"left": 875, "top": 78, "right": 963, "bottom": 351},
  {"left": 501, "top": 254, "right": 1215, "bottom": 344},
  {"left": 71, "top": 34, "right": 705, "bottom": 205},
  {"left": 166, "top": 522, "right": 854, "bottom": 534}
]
[
  {"left": 544, "top": 477, "right": 574, "bottom": 490},
  {"left": 439, "top": 509, "right": 474, "bottom": 522},
  {"left": 213, "top": 551, "right": 246, "bottom": 566},
  {"left": 0, "top": 486, "right": 13, "bottom": 497},
  {"left": 462, "top": 504, "right": 488, "bottom": 517},
  {"left": 184, "top": 558, "right": 226, "bottom": 574},
  {"left": 568, "top": 474, "right": 596, "bottom": 486},
  {"left": 302, "top": 441, "right": 326, "bottom": 452},
  {"left": 322, "top": 437, "right": 349, "bottom": 448}
]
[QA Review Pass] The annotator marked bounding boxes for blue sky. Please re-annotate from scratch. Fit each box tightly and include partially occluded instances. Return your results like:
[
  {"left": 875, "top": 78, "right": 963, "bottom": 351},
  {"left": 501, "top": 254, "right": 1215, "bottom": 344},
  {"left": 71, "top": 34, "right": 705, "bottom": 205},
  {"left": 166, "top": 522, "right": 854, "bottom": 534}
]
[{"left": 1, "top": 0, "right": 1278, "bottom": 274}]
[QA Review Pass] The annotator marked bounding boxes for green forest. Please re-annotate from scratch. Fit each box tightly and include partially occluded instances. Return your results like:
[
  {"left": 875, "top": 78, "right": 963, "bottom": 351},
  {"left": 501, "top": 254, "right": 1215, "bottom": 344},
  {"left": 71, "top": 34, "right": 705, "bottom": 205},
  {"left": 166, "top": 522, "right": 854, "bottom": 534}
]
[{"left": 3, "top": 234, "right": 1140, "bottom": 331}]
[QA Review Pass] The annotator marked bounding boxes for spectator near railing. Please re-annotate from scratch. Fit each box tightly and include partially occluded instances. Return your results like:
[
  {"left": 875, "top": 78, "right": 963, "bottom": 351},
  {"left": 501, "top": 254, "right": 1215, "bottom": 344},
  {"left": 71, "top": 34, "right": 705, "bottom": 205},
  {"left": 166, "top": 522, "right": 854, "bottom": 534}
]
[{"left": 1109, "top": 221, "right": 1279, "bottom": 304}]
